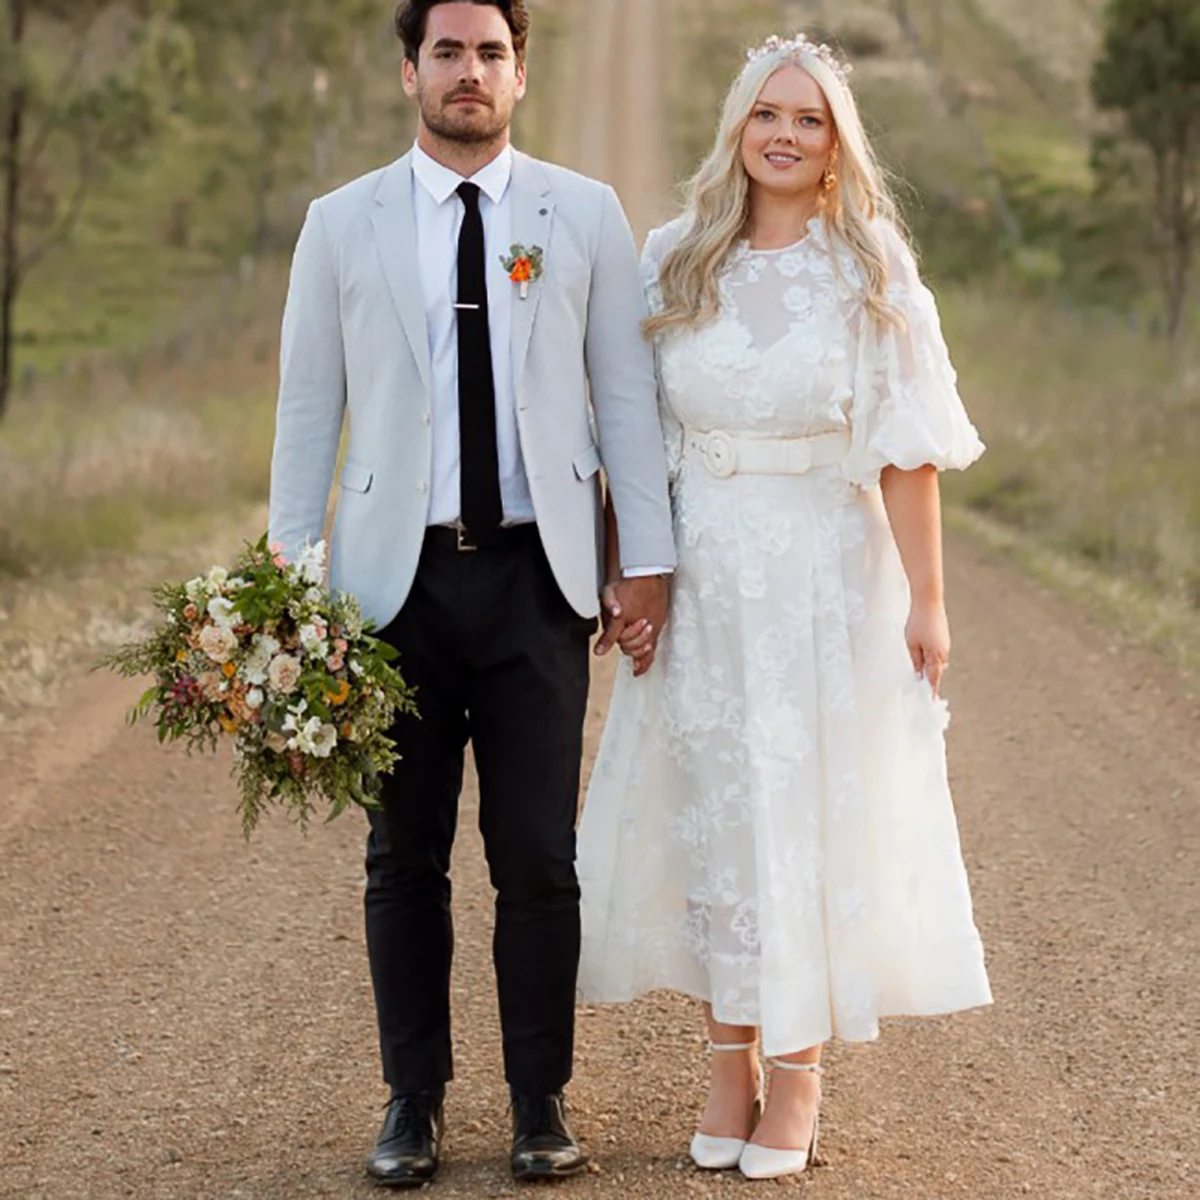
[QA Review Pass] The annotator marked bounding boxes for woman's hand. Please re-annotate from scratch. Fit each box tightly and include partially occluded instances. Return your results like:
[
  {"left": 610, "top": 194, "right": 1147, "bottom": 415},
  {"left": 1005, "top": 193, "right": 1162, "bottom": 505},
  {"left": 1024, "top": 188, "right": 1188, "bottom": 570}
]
[
  {"left": 905, "top": 601, "right": 951, "bottom": 696},
  {"left": 596, "top": 579, "right": 663, "bottom": 678}
]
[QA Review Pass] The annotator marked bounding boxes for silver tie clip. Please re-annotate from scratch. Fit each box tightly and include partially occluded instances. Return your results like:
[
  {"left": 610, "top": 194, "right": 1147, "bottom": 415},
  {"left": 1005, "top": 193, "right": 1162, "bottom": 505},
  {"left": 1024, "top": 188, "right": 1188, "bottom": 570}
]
[{"left": 453, "top": 303, "right": 482, "bottom": 311}]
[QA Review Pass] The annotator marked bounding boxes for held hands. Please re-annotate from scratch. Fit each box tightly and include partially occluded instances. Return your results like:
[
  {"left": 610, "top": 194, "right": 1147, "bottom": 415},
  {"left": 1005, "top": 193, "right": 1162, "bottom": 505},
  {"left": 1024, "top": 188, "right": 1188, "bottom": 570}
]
[
  {"left": 906, "top": 600, "right": 951, "bottom": 697},
  {"left": 594, "top": 576, "right": 669, "bottom": 678}
]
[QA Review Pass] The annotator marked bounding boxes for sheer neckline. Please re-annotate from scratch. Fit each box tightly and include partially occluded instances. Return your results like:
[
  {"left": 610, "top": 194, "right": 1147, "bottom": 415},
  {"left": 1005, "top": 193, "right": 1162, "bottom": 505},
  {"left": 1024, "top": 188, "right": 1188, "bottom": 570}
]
[{"left": 740, "top": 216, "right": 823, "bottom": 256}]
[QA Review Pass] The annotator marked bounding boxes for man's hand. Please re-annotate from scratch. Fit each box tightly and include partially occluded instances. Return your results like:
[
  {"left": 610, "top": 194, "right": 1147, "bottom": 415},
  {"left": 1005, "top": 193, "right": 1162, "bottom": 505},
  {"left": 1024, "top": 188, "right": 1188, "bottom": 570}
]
[{"left": 594, "top": 576, "right": 669, "bottom": 678}]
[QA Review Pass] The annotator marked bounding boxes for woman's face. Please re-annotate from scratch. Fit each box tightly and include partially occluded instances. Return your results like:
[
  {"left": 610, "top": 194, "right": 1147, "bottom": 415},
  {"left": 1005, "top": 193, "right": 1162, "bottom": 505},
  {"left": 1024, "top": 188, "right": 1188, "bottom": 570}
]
[{"left": 740, "top": 64, "right": 836, "bottom": 200}]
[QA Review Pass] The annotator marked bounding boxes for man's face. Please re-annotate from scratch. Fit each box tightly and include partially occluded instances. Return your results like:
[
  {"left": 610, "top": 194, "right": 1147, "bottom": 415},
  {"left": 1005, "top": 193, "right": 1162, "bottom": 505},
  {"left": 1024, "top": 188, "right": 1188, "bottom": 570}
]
[{"left": 402, "top": 2, "right": 527, "bottom": 145}]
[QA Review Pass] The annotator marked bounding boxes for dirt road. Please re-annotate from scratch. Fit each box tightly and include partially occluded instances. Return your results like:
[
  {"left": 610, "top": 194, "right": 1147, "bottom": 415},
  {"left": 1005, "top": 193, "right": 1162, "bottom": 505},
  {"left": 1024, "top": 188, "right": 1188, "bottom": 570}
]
[
  {"left": 2, "top": 2, "right": 1198, "bottom": 1197},
  {"left": 564, "top": 0, "right": 670, "bottom": 240}
]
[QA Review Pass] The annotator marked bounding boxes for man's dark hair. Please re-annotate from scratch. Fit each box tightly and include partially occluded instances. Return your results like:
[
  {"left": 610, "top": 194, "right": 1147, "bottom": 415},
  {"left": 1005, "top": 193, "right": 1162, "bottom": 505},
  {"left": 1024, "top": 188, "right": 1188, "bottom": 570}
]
[{"left": 395, "top": 0, "right": 531, "bottom": 65}]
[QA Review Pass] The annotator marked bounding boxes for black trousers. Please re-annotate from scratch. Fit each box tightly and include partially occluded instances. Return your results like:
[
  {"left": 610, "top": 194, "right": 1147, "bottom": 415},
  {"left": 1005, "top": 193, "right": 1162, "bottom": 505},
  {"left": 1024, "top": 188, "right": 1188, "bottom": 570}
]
[{"left": 364, "top": 527, "right": 595, "bottom": 1097}]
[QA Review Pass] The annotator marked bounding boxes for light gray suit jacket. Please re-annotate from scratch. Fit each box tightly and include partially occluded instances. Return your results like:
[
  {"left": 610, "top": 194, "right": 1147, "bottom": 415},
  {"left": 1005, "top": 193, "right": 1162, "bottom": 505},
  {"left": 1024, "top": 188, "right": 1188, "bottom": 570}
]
[{"left": 268, "top": 149, "right": 676, "bottom": 629}]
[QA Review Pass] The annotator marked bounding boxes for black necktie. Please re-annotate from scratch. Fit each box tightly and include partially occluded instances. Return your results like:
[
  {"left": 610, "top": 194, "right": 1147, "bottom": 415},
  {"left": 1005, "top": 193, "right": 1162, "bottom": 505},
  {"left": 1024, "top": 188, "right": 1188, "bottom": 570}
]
[{"left": 456, "top": 182, "right": 503, "bottom": 540}]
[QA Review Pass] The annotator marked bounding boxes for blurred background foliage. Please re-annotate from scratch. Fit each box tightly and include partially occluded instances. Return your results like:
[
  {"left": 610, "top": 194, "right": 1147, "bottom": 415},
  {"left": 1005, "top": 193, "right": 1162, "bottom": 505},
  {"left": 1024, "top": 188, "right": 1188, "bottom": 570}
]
[{"left": 0, "top": 0, "right": 1197, "bottom": 669}]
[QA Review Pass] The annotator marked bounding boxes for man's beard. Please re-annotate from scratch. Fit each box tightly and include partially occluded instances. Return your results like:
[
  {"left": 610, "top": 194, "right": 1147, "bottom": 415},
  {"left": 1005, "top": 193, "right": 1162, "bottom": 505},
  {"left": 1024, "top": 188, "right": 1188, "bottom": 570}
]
[{"left": 420, "top": 89, "right": 510, "bottom": 145}]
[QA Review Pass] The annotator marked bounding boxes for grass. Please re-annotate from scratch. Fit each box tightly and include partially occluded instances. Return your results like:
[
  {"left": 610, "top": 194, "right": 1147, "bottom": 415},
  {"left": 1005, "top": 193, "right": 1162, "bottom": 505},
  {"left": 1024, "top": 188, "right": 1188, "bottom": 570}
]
[
  {"left": 0, "top": 268, "right": 284, "bottom": 581},
  {"left": 0, "top": 268, "right": 287, "bottom": 720},
  {"left": 940, "top": 285, "right": 1200, "bottom": 612}
]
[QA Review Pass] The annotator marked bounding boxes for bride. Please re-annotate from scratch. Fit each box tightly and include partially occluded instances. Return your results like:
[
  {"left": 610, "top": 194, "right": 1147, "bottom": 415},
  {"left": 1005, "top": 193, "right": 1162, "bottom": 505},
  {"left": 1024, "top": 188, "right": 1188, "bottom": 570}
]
[{"left": 579, "top": 33, "right": 993, "bottom": 1181}]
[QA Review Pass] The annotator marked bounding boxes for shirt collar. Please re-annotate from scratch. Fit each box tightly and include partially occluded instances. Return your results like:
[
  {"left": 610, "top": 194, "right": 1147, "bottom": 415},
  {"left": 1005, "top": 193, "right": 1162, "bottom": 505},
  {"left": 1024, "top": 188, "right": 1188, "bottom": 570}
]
[{"left": 412, "top": 142, "right": 513, "bottom": 207}]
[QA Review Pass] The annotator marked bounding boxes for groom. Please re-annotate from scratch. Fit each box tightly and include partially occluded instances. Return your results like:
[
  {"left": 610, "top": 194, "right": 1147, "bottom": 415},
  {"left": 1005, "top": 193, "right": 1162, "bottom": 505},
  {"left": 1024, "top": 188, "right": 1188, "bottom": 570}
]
[{"left": 268, "top": 0, "right": 675, "bottom": 1187}]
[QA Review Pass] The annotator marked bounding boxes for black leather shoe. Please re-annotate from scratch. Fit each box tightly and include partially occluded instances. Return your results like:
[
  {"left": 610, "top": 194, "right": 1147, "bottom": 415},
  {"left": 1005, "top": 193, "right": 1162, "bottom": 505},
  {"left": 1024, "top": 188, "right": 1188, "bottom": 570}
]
[
  {"left": 510, "top": 1091, "right": 588, "bottom": 1181},
  {"left": 366, "top": 1091, "right": 445, "bottom": 1189}
]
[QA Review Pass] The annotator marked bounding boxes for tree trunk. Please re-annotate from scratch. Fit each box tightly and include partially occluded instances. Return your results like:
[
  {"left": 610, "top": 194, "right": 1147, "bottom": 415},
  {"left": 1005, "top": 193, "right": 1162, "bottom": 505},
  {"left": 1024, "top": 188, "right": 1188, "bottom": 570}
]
[
  {"left": 1, "top": 0, "right": 29, "bottom": 421},
  {"left": 1157, "top": 138, "right": 1195, "bottom": 344}
]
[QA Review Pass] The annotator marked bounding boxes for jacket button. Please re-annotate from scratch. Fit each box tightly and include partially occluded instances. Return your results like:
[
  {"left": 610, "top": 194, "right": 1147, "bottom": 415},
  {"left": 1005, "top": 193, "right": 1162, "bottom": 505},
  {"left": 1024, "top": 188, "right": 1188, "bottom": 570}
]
[
  {"left": 422, "top": 412, "right": 432, "bottom": 425},
  {"left": 416, "top": 482, "right": 428, "bottom": 494}
]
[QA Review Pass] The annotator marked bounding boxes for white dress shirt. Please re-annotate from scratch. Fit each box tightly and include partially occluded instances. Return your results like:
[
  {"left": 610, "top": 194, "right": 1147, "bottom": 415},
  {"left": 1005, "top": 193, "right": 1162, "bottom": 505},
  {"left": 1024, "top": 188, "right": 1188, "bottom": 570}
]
[
  {"left": 412, "top": 142, "right": 535, "bottom": 527},
  {"left": 411, "top": 143, "right": 668, "bottom": 577}
]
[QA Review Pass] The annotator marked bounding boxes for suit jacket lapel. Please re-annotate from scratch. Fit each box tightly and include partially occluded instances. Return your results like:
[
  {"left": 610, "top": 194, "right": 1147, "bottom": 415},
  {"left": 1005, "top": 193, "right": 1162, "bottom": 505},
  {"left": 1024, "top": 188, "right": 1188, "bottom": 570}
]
[
  {"left": 509, "top": 153, "right": 555, "bottom": 394},
  {"left": 370, "top": 153, "right": 433, "bottom": 397}
]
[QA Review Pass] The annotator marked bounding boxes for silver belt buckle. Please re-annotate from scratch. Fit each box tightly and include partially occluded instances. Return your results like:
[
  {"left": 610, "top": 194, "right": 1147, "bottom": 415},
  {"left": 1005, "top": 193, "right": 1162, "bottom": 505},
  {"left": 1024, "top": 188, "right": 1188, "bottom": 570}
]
[{"left": 456, "top": 527, "right": 478, "bottom": 553}]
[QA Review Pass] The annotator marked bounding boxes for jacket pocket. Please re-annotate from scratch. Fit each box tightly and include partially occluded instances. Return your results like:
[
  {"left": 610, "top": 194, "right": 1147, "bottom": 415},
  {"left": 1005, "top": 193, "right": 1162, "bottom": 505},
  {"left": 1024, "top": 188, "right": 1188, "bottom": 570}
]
[
  {"left": 340, "top": 460, "right": 374, "bottom": 494},
  {"left": 572, "top": 443, "right": 602, "bottom": 481}
]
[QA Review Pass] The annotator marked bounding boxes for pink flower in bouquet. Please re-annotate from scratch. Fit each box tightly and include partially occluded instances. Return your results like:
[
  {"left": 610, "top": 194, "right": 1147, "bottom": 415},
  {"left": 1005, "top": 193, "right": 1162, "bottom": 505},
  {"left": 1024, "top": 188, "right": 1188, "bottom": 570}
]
[
  {"left": 328, "top": 652, "right": 346, "bottom": 673},
  {"left": 268, "top": 653, "right": 302, "bottom": 695},
  {"left": 198, "top": 623, "right": 238, "bottom": 664},
  {"left": 334, "top": 638, "right": 348, "bottom": 655},
  {"left": 183, "top": 603, "right": 199, "bottom": 622},
  {"left": 268, "top": 540, "right": 288, "bottom": 569}
]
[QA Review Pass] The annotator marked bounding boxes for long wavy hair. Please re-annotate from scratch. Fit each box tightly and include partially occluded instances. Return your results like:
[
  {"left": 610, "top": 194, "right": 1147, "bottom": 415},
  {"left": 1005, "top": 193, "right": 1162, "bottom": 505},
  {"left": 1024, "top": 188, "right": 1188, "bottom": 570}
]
[{"left": 646, "top": 43, "right": 907, "bottom": 338}]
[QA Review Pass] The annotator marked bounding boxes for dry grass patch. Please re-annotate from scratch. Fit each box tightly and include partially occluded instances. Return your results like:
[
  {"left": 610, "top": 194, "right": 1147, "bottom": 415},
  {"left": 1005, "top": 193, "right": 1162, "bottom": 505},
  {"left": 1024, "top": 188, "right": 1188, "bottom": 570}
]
[{"left": 942, "top": 285, "right": 1200, "bottom": 629}]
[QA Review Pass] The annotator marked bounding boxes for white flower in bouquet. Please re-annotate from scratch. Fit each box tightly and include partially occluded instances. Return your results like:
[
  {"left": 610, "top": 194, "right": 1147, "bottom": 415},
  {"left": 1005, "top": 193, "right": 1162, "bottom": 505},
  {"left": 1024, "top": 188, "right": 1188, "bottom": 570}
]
[
  {"left": 198, "top": 623, "right": 238, "bottom": 664},
  {"left": 246, "top": 687, "right": 265, "bottom": 710},
  {"left": 268, "top": 653, "right": 303, "bottom": 695},
  {"left": 207, "top": 596, "right": 238, "bottom": 629},
  {"left": 309, "top": 722, "right": 338, "bottom": 759},
  {"left": 185, "top": 577, "right": 207, "bottom": 603},
  {"left": 296, "top": 541, "right": 327, "bottom": 587},
  {"left": 206, "top": 565, "right": 230, "bottom": 591},
  {"left": 242, "top": 633, "right": 279, "bottom": 685},
  {"left": 287, "top": 715, "right": 338, "bottom": 758},
  {"left": 299, "top": 623, "right": 329, "bottom": 660}
]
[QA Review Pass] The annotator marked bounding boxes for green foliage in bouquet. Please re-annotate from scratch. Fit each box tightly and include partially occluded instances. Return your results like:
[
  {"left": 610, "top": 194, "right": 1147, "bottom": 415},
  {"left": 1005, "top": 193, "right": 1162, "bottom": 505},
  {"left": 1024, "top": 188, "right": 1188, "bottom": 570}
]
[{"left": 101, "top": 534, "right": 417, "bottom": 837}]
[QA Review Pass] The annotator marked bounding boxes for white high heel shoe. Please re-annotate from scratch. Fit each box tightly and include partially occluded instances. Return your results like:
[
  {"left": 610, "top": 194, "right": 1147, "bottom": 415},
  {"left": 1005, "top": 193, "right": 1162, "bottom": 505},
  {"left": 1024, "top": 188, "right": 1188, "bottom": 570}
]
[
  {"left": 738, "top": 1059, "right": 823, "bottom": 1180},
  {"left": 688, "top": 1041, "right": 766, "bottom": 1171}
]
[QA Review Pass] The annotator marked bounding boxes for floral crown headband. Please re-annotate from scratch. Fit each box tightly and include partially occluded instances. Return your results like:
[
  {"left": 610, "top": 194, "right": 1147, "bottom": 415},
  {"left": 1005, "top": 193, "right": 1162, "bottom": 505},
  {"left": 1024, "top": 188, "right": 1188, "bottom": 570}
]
[{"left": 745, "top": 33, "right": 854, "bottom": 89}]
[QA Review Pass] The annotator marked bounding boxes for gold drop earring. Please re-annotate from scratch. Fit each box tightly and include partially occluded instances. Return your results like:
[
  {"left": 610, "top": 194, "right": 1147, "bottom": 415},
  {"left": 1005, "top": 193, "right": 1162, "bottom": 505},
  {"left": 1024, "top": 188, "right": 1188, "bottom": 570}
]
[{"left": 822, "top": 147, "right": 839, "bottom": 194}]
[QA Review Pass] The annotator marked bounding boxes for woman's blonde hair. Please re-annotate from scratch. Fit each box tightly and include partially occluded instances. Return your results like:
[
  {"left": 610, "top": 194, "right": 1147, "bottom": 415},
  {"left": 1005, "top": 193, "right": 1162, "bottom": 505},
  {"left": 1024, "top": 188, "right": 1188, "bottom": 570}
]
[{"left": 646, "top": 43, "right": 907, "bottom": 338}]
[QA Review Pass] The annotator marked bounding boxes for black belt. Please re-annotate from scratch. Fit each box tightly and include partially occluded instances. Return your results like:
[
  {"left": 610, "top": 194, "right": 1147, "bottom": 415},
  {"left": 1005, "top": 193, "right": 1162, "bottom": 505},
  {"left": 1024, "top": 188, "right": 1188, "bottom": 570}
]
[{"left": 423, "top": 524, "right": 541, "bottom": 555}]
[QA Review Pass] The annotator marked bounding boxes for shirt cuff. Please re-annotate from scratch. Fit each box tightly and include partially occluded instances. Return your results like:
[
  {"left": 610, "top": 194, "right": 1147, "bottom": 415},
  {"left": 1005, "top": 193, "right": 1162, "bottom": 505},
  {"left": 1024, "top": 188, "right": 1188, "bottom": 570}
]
[{"left": 622, "top": 566, "right": 674, "bottom": 579}]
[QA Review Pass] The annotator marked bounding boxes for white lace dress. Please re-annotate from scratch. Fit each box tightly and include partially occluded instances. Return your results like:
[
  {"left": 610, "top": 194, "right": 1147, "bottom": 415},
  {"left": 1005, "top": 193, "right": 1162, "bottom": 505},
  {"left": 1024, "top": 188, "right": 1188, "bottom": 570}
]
[{"left": 576, "top": 217, "right": 993, "bottom": 1056}]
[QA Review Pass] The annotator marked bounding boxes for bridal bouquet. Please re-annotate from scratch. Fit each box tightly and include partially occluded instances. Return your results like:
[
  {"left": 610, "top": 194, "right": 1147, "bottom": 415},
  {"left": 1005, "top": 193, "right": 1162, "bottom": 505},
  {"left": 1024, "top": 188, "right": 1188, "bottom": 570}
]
[{"left": 102, "top": 535, "right": 417, "bottom": 837}]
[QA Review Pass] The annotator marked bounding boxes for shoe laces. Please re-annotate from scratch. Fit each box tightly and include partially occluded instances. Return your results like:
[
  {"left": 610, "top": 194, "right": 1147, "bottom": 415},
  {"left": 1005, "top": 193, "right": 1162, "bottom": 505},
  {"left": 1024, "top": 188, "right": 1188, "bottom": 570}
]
[{"left": 385, "top": 1093, "right": 432, "bottom": 1138}]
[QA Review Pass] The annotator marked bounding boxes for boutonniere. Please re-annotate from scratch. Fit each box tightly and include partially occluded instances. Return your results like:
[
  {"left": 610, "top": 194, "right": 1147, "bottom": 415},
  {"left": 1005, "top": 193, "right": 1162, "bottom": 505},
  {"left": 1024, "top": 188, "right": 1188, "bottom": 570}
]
[{"left": 500, "top": 243, "right": 544, "bottom": 300}]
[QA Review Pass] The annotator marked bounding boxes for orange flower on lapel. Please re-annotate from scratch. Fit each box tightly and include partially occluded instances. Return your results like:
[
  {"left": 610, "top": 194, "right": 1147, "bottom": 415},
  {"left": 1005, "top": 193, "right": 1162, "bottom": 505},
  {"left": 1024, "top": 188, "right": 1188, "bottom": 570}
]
[{"left": 500, "top": 243, "right": 544, "bottom": 300}]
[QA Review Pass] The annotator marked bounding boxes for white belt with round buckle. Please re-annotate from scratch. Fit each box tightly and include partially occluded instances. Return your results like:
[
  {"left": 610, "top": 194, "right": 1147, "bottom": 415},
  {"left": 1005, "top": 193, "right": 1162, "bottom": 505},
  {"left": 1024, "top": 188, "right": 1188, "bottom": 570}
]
[{"left": 683, "top": 429, "right": 851, "bottom": 478}]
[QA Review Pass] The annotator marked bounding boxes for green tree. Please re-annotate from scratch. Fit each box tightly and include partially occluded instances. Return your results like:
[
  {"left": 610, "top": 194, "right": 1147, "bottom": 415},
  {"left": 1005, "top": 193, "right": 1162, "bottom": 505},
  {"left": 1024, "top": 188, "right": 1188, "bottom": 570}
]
[
  {"left": 0, "top": 0, "right": 190, "bottom": 418},
  {"left": 1092, "top": 0, "right": 1200, "bottom": 340},
  {"left": 176, "top": 0, "right": 384, "bottom": 256}
]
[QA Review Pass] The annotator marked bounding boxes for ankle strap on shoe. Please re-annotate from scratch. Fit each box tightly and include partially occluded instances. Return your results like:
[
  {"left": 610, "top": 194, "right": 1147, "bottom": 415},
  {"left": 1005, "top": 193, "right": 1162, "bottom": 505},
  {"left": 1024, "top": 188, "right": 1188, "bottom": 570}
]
[
  {"left": 708, "top": 1040, "right": 757, "bottom": 1052},
  {"left": 768, "top": 1059, "right": 824, "bottom": 1074}
]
